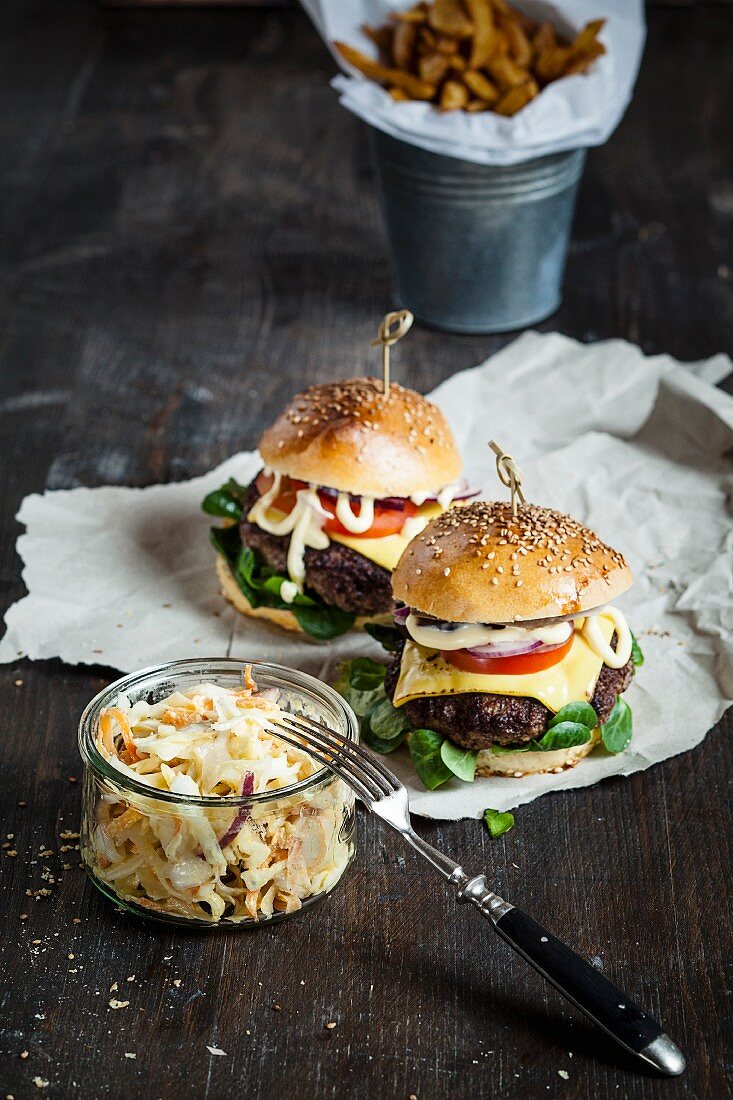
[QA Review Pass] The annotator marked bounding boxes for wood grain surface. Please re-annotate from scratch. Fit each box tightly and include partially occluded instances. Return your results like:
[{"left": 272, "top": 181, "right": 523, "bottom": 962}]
[{"left": 1, "top": 2, "right": 731, "bottom": 1098}]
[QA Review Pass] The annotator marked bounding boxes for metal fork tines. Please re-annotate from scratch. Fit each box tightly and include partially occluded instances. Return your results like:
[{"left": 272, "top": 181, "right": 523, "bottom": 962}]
[
  {"left": 271, "top": 710, "right": 685, "bottom": 1078},
  {"left": 275, "top": 712, "right": 466, "bottom": 883},
  {"left": 276, "top": 712, "right": 398, "bottom": 803}
]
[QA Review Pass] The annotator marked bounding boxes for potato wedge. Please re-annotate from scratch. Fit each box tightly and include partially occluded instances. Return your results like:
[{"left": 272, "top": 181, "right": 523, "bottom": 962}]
[
  {"left": 487, "top": 54, "right": 529, "bottom": 90},
  {"left": 493, "top": 27, "right": 510, "bottom": 56},
  {"left": 535, "top": 44, "right": 571, "bottom": 83},
  {"left": 439, "top": 79, "right": 470, "bottom": 110},
  {"left": 563, "top": 56, "right": 594, "bottom": 76},
  {"left": 435, "top": 33, "right": 460, "bottom": 54},
  {"left": 392, "top": 2, "right": 429, "bottom": 23},
  {"left": 497, "top": 11, "right": 533, "bottom": 68},
  {"left": 463, "top": 69, "right": 499, "bottom": 104},
  {"left": 362, "top": 23, "right": 393, "bottom": 60},
  {"left": 335, "top": 41, "right": 437, "bottom": 99},
  {"left": 532, "top": 21, "right": 557, "bottom": 54},
  {"left": 392, "top": 20, "right": 418, "bottom": 69},
  {"left": 428, "top": 0, "right": 474, "bottom": 39},
  {"left": 447, "top": 53, "right": 468, "bottom": 72},
  {"left": 416, "top": 25, "right": 437, "bottom": 52},
  {"left": 418, "top": 51, "right": 451, "bottom": 83},
  {"left": 464, "top": 0, "right": 498, "bottom": 69},
  {"left": 494, "top": 77, "right": 539, "bottom": 115},
  {"left": 570, "top": 18, "right": 605, "bottom": 55}
]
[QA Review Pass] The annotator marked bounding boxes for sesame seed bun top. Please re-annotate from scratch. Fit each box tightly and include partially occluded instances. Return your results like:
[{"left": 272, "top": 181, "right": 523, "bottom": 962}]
[
  {"left": 258, "top": 378, "right": 462, "bottom": 498},
  {"left": 392, "top": 500, "right": 633, "bottom": 624}
]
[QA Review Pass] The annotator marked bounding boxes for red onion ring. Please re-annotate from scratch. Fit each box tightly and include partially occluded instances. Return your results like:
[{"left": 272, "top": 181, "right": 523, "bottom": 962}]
[
  {"left": 318, "top": 482, "right": 480, "bottom": 509},
  {"left": 463, "top": 634, "right": 572, "bottom": 659},
  {"left": 398, "top": 609, "right": 574, "bottom": 657},
  {"left": 463, "top": 639, "right": 544, "bottom": 659},
  {"left": 218, "top": 771, "right": 254, "bottom": 848}
]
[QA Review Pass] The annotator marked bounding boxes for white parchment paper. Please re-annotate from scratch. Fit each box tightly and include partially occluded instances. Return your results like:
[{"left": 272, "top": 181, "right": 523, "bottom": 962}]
[
  {"left": 2, "top": 333, "right": 732, "bottom": 818},
  {"left": 302, "top": 0, "right": 646, "bottom": 165}
]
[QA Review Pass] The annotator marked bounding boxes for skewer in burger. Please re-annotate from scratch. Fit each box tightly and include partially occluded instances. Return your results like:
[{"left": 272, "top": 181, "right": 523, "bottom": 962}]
[
  {"left": 381, "top": 498, "right": 641, "bottom": 779},
  {"left": 203, "top": 312, "right": 473, "bottom": 639}
]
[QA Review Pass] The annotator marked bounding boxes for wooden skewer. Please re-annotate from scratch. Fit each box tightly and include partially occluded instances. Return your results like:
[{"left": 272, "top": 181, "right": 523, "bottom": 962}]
[
  {"left": 370, "top": 309, "right": 414, "bottom": 395},
  {"left": 489, "top": 439, "right": 526, "bottom": 517}
]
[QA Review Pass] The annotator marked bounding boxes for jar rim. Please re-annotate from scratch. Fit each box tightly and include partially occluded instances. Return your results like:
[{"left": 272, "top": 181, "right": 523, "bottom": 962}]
[{"left": 78, "top": 657, "right": 358, "bottom": 808}]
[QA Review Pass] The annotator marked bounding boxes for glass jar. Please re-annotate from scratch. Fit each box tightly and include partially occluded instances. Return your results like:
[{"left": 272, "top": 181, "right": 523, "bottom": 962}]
[{"left": 78, "top": 658, "right": 357, "bottom": 928}]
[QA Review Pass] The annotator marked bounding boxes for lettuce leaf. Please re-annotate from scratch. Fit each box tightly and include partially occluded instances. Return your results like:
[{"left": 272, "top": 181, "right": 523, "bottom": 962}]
[
  {"left": 601, "top": 697, "right": 633, "bottom": 753},
  {"left": 334, "top": 658, "right": 387, "bottom": 718},
  {"left": 202, "top": 478, "right": 249, "bottom": 520},
  {"left": 440, "top": 740, "right": 478, "bottom": 782},
  {"left": 409, "top": 729, "right": 453, "bottom": 790},
  {"left": 208, "top": 504, "right": 354, "bottom": 640},
  {"left": 364, "top": 622, "right": 404, "bottom": 653},
  {"left": 483, "top": 808, "right": 515, "bottom": 838}
]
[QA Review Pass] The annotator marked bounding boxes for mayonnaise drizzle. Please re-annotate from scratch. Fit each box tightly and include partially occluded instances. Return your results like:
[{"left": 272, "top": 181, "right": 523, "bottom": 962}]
[
  {"left": 406, "top": 615, "right": 573, "bottom": 651},
  {"left": 401, "top": 514, "right": 430, "bottom": 541},
  {"left": 436, "top": 481, "right": 461, "bottom": 510},
  {"left": 248, "top": 473, "right": 461, "bottom": 592},
  {"left": 335, "top": 492, "right": 375, "bottom": 534},
  {"left": 280, "top": 580, "right": 299, "bottom": 604},
  {"left": 410, "top": 481, "right": 462, "bottom": 509},
  {"left": 247, "top": 473, "right": 329, "bottom": 593},
  {"left": 582, "top": 606, "right": 632, "bottom": 669}
]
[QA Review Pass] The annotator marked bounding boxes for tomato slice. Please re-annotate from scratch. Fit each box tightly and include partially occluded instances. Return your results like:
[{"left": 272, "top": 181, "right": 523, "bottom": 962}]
[
  {"left": 254, "top": 471, "right": 306, "bottom": 516},
  {"left": 442, "top": 634, "right": 574, "bottom": 676},
  {"left": 318, "top": 494, "right": 417, "bottom": 538},
  {"left": 254, "top": 471, "right": 416, "bottom": 539}
]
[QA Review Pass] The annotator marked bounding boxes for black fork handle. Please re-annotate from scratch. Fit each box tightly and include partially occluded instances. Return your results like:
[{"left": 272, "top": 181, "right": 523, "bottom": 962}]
[{"left": 485, "top": 899, "right": 685, "bottom": 1075}]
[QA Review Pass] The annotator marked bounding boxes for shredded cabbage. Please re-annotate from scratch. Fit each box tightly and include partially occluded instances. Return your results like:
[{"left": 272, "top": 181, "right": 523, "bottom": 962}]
[{"left": 85, "top": 674, "right": 354, "bottom": 923}]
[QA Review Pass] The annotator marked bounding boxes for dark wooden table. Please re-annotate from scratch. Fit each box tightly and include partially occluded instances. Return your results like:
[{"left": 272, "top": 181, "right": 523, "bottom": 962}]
[{"left": 1, "top": 2, "right": 732, "bottom": 1097}]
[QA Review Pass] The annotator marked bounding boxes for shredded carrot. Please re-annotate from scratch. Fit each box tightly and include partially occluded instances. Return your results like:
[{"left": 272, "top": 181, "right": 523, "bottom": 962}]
[
  {"left": 243, "top": 663, "right": 258, "bottom": 694},
  {"left": 245, "top": 889, "right": 260, "bottom": 920},
  {"left": 236, "top": 695, "right": 276, "bottom": 711},
  {"left": 136, "top": 897, "right": 160, "bottom": 911},
  {"left": 100, "top": 708, "right": 140, "bottom": 762},
  {"left": 161, "top": 707, "right": 204, "bottom": 729},
  {"left": 105, "top": 806, "right": 143, "bottom": 839}
]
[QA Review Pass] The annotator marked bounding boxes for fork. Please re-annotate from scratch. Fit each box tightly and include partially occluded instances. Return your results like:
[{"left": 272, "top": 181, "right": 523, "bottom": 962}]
[{"left": 275, "top": 710, "right": 685, "bottom": 1076}]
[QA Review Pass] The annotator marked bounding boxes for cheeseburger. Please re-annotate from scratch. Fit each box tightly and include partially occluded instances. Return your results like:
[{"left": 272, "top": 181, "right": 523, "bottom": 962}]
[
  {"left": 385, "top": 500, "right": 639, "bottom": 776},
  {"left": 204, "top": 377, "right": 470, "bottom": 638}
]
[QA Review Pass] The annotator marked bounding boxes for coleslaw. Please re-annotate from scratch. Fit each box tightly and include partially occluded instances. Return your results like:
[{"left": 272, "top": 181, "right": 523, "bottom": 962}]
[{"left": 82, "top": 667, "right": 355, "bottom": 925}]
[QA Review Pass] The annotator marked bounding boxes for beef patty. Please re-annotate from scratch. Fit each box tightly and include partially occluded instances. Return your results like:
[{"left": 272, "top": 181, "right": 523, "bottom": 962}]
[
  {"left": 238, "top": 479, "right": 393, "bottom": 616},
  {"left": 384, "top": 639, "right": 634, "bottom": 750}
]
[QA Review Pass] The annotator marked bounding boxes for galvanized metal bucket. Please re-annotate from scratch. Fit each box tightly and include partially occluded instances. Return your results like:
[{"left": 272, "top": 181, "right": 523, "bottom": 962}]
[{"left": 370, "top": 128, "right": 586, "bottom": 334}]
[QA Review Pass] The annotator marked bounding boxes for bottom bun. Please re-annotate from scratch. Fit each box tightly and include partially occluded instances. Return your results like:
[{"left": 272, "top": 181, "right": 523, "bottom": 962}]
[
  {"left": 216, "top": 555, "right": 304, "bottom": 632},
  {"left": 215, "top": 556, "right": 389, "bottom": 635},
  {"left": 475, "top": 727, "right": 601, "bottom": 778}
]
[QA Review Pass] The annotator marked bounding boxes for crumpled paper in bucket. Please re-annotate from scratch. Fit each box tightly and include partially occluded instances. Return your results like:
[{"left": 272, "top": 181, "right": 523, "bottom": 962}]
[
  {"left": 301, "top": 0, "right": 646, "bottom": 165},
  {"left": 1, "top": 334, "right": 732, "bottom": 819}
]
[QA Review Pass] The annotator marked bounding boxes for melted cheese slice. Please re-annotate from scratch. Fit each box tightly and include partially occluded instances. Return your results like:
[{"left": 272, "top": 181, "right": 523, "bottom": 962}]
[
  {"left": 329, "top": 503, "right": 444, "bottom": 571},
  {"left": 260, "top": 502, "right": 444, "bottom": 573},
  {"left": 393, "top": 615, "right": 615, "bottom": 713}
]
